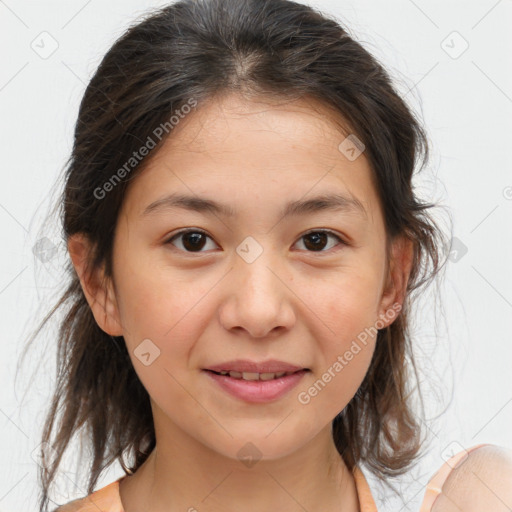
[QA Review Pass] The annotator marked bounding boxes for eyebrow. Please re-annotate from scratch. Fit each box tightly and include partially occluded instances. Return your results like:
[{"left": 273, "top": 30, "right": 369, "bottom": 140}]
[{"left": 141, "top": 192, "right": 367, "bottom": 220}]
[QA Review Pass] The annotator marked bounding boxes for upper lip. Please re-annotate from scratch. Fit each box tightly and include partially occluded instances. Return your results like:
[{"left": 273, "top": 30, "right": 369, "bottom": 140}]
[{"left": 204, "top": 359, "right": 308, "bottom": 373}]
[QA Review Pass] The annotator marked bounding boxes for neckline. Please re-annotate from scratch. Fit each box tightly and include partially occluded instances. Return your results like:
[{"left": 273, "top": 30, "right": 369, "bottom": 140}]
[{"left": 110, "top": 466, "right": 377, "bottom": 512}]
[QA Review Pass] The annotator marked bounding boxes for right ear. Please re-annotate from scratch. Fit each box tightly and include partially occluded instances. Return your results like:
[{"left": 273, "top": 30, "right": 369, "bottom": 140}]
[{"left": 67, "top": 233, "right": 123, "bottom": 337}]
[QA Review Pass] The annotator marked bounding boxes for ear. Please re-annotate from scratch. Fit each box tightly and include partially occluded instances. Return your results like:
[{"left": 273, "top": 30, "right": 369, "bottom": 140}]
[
  {"left": 377, "top": 235, "right": 414, "bottom": 327},
  {"left": 67, "top": 233, "right": 123, "bottom": 336}
]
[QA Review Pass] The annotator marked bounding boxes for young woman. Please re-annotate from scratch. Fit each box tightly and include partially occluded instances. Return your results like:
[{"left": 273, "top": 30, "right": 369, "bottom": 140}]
[{"left": 29, "top": 0, "right": 512, "bottom": 510}]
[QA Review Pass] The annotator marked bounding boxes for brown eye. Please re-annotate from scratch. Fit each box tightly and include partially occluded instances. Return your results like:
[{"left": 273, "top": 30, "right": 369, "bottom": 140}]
[
  {"left": 295, "top": 230, "right": 346, "bottom": 252},
  {"left": 166, "top": 229, "right": 218, "bottom": 253}
]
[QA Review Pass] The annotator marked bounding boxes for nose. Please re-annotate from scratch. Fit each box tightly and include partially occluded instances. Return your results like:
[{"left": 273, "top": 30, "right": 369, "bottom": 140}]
[{"left": 217, "top": 249, "right": 296, "bottom": 339}]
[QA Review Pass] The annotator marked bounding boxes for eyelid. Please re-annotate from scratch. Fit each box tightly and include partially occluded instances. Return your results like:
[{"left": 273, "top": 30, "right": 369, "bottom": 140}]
[{"left": 301, "top": 228, "right": 349, "bottom": 244}]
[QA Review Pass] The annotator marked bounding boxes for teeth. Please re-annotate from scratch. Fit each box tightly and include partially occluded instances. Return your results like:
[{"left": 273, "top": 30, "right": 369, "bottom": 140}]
[
  {"left": 216, "top": 370, "right": 296, "bottom": 380},
  {"left": 242, "top": 372, "right": 260, "bottom": 380}
]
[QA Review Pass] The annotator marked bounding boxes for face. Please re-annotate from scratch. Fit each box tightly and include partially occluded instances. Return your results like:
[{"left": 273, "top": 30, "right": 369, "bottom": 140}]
[{"left": 75, "top": 92, "right": 409, "bottom": 462}]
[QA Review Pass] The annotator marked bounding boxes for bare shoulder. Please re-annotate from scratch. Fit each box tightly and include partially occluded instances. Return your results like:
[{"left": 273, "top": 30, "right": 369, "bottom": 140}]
[
  {"left": 53, "top": 499, "right": 85, "bottom": 512},
  {"left": 53, "top": 502, "right": 80, "bottom": 511},
  {"left": 53, "top": 495, "right": 99, "bottom": 512},
  {"left": 432, "top": 444, "right": 512, "bottom": 512}
]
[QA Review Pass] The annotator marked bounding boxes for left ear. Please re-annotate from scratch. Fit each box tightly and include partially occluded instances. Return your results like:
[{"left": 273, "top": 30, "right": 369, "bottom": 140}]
[{"left": 377, "top": 234, "right": 414, "bottom": 326}]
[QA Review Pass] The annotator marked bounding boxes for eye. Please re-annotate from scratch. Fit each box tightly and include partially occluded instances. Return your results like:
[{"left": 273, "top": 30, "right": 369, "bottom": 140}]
[
  {"left": 165, "top": 229, "right": 218, "bottom": 253},
  {"left": 293, "top": 230, "right": 347, "bottom": 253},
  {"left": 164, "top": 228, "right": 347, "bottom": 254}
]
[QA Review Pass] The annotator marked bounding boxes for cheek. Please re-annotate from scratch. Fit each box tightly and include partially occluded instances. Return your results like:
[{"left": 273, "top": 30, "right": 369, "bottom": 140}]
[
  {"left": 297, "top": 271, "right": 379, "bottom": 413},
  {"left": 318, "top": 267, "right": 383, "bottom": 339},
  {"left": 114, "top": 260, "right": 221, "bottom": 402},
  {"left": 323, "top": 291, "right": 377, "bottom": 369},
  {"left": 301, "top": 311, "right": 376, "bottom": 421},
  {"left": 114, "top": 256, "right": 209, "bottom": 341},
  {"left": 112, "top": 263, "right": 207, "bottom": 415}
]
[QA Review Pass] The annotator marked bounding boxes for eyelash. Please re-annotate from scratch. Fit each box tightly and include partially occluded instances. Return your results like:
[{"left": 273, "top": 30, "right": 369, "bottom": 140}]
[{"left": 164, "top": 228, "right": 348, "bottom": 254}]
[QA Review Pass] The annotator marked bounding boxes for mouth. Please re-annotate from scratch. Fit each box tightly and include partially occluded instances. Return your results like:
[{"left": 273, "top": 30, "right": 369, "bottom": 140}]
[{"left": 204, "top": 368, "right": 309, "bottom": 381}]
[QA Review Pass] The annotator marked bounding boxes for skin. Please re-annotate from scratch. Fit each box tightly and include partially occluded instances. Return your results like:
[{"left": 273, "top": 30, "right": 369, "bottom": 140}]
[
  {"left": 432, "top": 445, "right": 512, "bottom": 512},
  {"left": 68, "top": 92, "right": 413, "bottom": 512}
]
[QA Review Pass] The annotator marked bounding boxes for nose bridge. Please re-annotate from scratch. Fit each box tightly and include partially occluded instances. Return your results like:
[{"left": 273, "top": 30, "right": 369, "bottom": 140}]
[
  {"left": 219, "top": 234, "right": 295, "bottom": 337},
  {"left": 235, "top": 234, "right": 283, "bottom": 301}
]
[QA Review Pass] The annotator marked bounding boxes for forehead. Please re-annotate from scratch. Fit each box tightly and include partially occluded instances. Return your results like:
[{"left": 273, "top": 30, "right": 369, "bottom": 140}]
[
  {"left": 121, "top": 92, "right": 381, "bottom": 227},
  {"left": 164, "top": 92, "right": 353, "bottom": 155}
]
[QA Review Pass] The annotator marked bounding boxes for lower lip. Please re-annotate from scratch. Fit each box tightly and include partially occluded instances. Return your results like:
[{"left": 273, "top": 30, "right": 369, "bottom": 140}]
[{"left": 203, "top": 370, "right": 308, "bottom": 403}]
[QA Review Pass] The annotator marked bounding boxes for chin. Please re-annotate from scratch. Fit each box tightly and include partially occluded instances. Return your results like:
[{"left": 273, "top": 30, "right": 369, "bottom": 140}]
[{"left": 202, "top": 428, "right": 318, "bottom": 466}]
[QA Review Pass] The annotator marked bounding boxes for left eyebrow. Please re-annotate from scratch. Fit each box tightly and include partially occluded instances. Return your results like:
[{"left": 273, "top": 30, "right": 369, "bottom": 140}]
[{"left": 141, "top": 192, "right": 368, "bottom": 220}]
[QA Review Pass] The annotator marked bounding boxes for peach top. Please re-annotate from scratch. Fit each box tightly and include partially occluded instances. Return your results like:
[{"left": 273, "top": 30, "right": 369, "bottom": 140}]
[{"left": 58, "top": 443, "right": 490, "bottom": 512}]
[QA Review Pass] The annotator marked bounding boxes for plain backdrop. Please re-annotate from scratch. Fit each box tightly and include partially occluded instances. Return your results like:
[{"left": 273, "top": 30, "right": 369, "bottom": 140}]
[{"left": 1, "top": 0, "right": 511, "bottom": 511}]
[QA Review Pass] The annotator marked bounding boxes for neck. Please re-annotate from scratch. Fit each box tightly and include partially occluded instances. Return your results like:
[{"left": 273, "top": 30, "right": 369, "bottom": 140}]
[{"left": 119, "top": 414, "right": 360, "bottom": 512}]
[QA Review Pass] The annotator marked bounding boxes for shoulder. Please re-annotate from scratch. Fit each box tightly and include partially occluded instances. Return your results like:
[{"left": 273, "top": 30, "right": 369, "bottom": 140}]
[
  {"left": 53, "top": 497, "right": 101, "bottom": 512},
  {"left": 52, "top": 478, "right": 123, "bottom": 512},
  {"left": 431, "top": 444, "right": 512, "bottom": 512},
  {"left": 53, "top": 498, "right": 88, "bottom": 512}
]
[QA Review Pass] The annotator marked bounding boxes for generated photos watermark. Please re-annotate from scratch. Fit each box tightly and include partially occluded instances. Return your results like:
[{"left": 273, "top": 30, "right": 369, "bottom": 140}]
[
  {"left": 93, "top": 97, "right": 198, "bottom": 200},
  {"left": 297, "top": 301, "right": 402, "bottom": 405}
]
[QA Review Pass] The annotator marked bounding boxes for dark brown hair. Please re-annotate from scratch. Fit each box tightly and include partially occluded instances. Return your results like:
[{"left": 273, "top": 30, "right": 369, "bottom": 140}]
[{"left": 23, "top": 0, "right": 450, "bottom": 509}]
